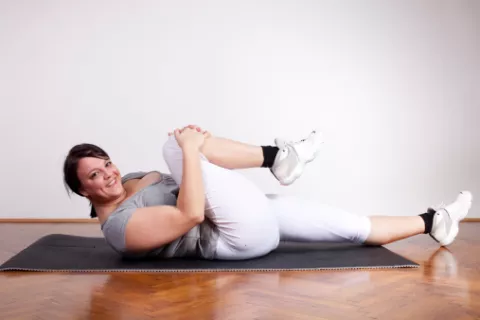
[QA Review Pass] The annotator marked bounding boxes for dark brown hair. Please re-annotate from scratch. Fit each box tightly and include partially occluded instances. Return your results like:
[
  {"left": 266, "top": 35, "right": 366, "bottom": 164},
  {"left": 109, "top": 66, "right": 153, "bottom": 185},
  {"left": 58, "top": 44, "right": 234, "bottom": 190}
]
[{"left": 63, "top": 143, "right": 109, "bottom": 218}]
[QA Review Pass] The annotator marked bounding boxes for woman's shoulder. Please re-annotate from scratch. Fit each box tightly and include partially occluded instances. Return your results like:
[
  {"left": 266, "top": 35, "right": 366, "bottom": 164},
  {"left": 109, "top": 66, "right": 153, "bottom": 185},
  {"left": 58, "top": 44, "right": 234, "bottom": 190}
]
[
  {"left": 121, "top": 171, "right": 178, "bottom": 204},
  {"left": 106, "top": 176, "right": 178, "bottom": 220},
  {"left": 122, "top": 171, "right": 155, "bottom": 183},
  {"left": 121, "top": 171, "right": 174, "bottom": 184}
]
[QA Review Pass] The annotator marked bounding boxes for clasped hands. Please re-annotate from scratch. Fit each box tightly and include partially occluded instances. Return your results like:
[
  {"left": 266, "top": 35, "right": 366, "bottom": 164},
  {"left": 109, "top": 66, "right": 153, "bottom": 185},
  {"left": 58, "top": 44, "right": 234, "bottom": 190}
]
[{"left": 168, "top": 125, "right": 211, "bottom": 150}]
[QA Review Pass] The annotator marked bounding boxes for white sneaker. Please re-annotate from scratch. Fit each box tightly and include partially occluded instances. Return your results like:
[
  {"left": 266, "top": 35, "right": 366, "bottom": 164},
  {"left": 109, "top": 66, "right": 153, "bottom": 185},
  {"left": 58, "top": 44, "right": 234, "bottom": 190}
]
[
  {"left": 430, "top": 191, "right": 473, "bottom": 246},
  {"left": 270, "top": 130, "right": 324, "bottom": 185}
]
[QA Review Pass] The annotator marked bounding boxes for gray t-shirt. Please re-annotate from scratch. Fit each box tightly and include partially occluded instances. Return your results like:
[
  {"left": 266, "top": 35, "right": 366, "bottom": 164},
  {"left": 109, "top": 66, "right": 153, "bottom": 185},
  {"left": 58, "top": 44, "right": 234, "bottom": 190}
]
[{"left": 101, "top": 171, "right": 219, "bottom": 259}]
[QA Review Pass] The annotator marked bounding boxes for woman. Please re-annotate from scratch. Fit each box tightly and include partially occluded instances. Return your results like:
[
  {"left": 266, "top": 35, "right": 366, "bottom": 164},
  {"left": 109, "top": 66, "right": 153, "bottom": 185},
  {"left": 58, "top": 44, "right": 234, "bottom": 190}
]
[{"left": 63, "top": 125, "right": 472, "bottom": 259}]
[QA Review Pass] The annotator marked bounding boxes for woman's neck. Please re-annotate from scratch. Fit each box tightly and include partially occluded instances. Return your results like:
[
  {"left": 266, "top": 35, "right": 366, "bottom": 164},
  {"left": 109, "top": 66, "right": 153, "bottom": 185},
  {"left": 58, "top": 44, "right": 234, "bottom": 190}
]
[{"left": 93, "top": 189, "right": 129, "bottom": 224}]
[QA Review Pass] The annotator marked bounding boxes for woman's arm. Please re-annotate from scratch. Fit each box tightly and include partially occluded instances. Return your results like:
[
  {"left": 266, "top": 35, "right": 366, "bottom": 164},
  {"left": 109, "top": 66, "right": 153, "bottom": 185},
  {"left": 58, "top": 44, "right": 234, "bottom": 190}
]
[
  {"left": 124, "top": 204, "right": 202, "bottom": 252},
  {"left": 124, "top": 128, "right": 206, "bottom": 252},
  {"left": 175, "top": 145, "right": 205, "bottom": 223}
]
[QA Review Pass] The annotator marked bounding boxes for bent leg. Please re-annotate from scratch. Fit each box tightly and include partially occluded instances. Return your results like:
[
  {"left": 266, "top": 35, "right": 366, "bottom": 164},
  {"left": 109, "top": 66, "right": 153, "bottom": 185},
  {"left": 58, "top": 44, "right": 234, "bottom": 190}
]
[
  {"left": 174, "top": 128, "right": 324, "bottom": 187},
  {"left": 162, "top": 136, "right": 279, "bottom": 260},
  {"left": 200, "top": 136, "right": 265, "bottom": 169}
]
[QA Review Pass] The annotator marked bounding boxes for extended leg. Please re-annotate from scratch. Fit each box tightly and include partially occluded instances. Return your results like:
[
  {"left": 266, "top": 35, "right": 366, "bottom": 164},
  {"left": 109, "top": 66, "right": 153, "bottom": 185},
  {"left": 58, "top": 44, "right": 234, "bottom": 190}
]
[
  {"left": 267, "top": 191, "right": 472, "bottom": 246},
  {"left": 367, "top": 191, "right": 472, "bottom": 246},
  {"left": 365, "top": 216, "right": 424, "bottom": 245},
  {"left": 269, "top": 194, "right": 422, "bottom": 245},
  {"left": 267, "top": 195, "right": 372, "bottom": 244}
]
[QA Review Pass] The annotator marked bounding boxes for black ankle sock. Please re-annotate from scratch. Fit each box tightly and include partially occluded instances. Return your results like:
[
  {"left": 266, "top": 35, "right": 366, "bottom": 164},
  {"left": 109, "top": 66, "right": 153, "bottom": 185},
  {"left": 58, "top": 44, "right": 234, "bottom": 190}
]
[
  {"left": 261, "top": 146, "right": 279, "bottom": 168},
  {"left": 419, "top": 210, "right": 435, "bottom": 234}
]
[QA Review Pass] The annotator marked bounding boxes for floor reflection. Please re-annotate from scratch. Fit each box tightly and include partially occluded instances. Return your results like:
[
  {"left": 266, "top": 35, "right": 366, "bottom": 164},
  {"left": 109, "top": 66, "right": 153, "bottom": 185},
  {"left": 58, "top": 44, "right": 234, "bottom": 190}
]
[
  {"left": 425, "top": 247, "right": 458, "bottom": 278},
  {"left": 86, "top": 272, "right": 248, "bottom": 319},
  {"left": 423, "top": 247, "right": 471, "bottom": 303},
  {"left": 86, "top": 269, "right": 373, "bottom": 319},
  {"left": 84, "top": 247, "right": 475, "bottom": 319}
]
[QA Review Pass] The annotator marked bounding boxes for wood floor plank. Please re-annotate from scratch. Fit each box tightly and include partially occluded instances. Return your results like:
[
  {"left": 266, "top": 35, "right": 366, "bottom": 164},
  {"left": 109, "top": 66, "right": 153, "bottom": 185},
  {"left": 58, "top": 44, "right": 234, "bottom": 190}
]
[{"left": 0, "top": 223, "right": 478, "bottom": 319}]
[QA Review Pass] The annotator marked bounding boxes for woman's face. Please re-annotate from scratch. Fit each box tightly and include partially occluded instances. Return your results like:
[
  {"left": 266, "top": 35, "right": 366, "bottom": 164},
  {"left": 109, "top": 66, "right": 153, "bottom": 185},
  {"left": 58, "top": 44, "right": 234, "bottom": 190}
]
[{"left": 76, "top": 157, "right": 124, "bottom": 202}]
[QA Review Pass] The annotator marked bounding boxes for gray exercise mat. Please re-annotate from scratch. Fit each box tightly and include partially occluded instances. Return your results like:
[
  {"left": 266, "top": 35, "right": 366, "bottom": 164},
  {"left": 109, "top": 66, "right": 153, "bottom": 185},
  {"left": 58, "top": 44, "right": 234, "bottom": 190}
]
[{"left": 0, "top": 234, "right": 419, "bottom": 272}]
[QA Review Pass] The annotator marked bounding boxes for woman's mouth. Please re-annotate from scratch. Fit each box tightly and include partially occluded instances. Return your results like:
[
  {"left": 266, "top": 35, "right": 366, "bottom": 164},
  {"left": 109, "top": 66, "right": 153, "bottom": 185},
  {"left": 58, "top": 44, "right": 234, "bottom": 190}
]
[{"left": 106, "top": 178, "right": 117, "bottom": 188}]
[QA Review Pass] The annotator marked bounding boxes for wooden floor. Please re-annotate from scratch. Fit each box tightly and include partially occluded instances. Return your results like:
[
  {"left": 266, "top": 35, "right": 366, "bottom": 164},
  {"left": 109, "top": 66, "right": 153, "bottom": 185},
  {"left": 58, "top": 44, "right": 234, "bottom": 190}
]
[{"left": 0, "top": 223, "right": 479, "bottom": 320}]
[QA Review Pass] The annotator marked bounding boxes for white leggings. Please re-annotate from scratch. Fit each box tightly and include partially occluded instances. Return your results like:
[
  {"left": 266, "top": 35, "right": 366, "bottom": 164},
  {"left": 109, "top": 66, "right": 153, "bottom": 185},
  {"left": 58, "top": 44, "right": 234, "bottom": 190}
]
[{"left": 163, "top": 136, "right": 371, "bottom": 260}]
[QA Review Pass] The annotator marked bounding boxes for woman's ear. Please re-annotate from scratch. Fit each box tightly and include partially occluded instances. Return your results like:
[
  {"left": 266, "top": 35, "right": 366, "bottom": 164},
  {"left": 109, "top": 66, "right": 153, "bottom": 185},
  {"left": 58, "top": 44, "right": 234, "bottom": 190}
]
[{"left": 79, "top": 187, "right": 89, "bottom": 198}]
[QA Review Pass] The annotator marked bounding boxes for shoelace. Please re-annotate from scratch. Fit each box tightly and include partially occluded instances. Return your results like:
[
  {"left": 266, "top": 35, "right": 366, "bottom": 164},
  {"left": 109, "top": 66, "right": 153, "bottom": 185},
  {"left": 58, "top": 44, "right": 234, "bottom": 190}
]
[
  {"left": 285, "top": 138, "right": 307, "bottom": 148},
  {"left": 280, "top": 130, "right": 317, "bottom": 148},
  {"left": 278, "top": 139, "right": 307, "bottom": 154}
]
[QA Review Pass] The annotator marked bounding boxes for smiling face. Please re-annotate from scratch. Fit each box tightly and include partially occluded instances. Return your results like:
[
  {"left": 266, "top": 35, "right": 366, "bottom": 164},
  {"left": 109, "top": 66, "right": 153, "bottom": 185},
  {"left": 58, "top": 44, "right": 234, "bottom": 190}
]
[{"left": 76, "top": 157, "right": 124, "bottom": 203}]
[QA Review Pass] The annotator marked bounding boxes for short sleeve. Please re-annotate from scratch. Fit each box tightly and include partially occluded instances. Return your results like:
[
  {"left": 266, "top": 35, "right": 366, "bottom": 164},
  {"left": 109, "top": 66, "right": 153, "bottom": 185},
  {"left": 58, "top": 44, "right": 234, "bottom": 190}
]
[{"left": 101, "top": 205, "right": 136, "bottom": 253}]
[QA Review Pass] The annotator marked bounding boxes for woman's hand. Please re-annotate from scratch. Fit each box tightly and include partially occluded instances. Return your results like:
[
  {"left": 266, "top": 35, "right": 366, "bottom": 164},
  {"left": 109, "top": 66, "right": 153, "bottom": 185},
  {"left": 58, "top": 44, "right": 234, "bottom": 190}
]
[
  {"left": 169, "top": 124, "right": 211, "bottom": 139},
  {"left": 173, "top": 127, "right": 206, "bottom": 150}
]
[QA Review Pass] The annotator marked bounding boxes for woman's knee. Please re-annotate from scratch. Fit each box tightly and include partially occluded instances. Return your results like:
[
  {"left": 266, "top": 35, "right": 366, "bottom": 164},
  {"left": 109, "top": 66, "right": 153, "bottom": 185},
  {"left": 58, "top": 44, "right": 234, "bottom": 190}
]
[
  {"left": 243, "top": 224, "right": 280, "bottom": 252},
  {"left": 162, "top": 135, "right": 208, "bottom": 167},
  {"left": 218, "top": 221, "right": 280, "bottom": 259},
  {"left": 162, "top": 136, "right": 182, "bottom": 164}
]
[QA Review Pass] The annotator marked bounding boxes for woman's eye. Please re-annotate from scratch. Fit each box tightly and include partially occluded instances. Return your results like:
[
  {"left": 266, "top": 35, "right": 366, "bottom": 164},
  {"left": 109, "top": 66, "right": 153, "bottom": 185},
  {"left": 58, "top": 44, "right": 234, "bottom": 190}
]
[
  {"left": 106, "top": 161, "right": 112, "bottom": 167},
  {"left": 91, "top": 172, "right": 98, "bottom": 179}
]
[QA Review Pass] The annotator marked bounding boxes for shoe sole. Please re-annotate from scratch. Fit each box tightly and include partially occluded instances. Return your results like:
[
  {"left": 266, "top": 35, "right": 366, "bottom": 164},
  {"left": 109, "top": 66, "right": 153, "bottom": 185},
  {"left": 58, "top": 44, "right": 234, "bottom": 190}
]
[
  {"left": 280, "top": 161, "right": 305, "bottom": 186},
  {"left": 431, "top": 222, "right": 459, "bottom": 247},
  {"left": 431, "top": 191, "right": 473, "bottom": 246},
  {"left": 271, "top": 149, "right": 306, "bottom": 186}
]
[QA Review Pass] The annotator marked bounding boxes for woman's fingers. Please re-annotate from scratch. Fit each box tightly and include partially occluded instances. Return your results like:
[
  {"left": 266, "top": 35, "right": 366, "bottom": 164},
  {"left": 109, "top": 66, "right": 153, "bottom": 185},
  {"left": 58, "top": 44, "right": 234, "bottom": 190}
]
[
  {"left": 181, "top": 124, "right": 203, "bottom": 133},
  {"left": 173, "top": 129, "right": 181, "bottom": 139},
  {"left": 169, "top": 125, "right": 208, "bottom": 137},
  {"left": 169, "top": 128, "right": 180, "bottom": 136}
]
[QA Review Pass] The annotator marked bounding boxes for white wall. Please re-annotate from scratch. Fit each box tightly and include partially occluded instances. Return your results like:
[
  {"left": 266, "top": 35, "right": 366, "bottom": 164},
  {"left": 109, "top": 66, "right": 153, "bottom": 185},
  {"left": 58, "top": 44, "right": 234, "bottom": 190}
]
[{"left": 0, "top": 0, "right": 479, "bottom": 218}]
